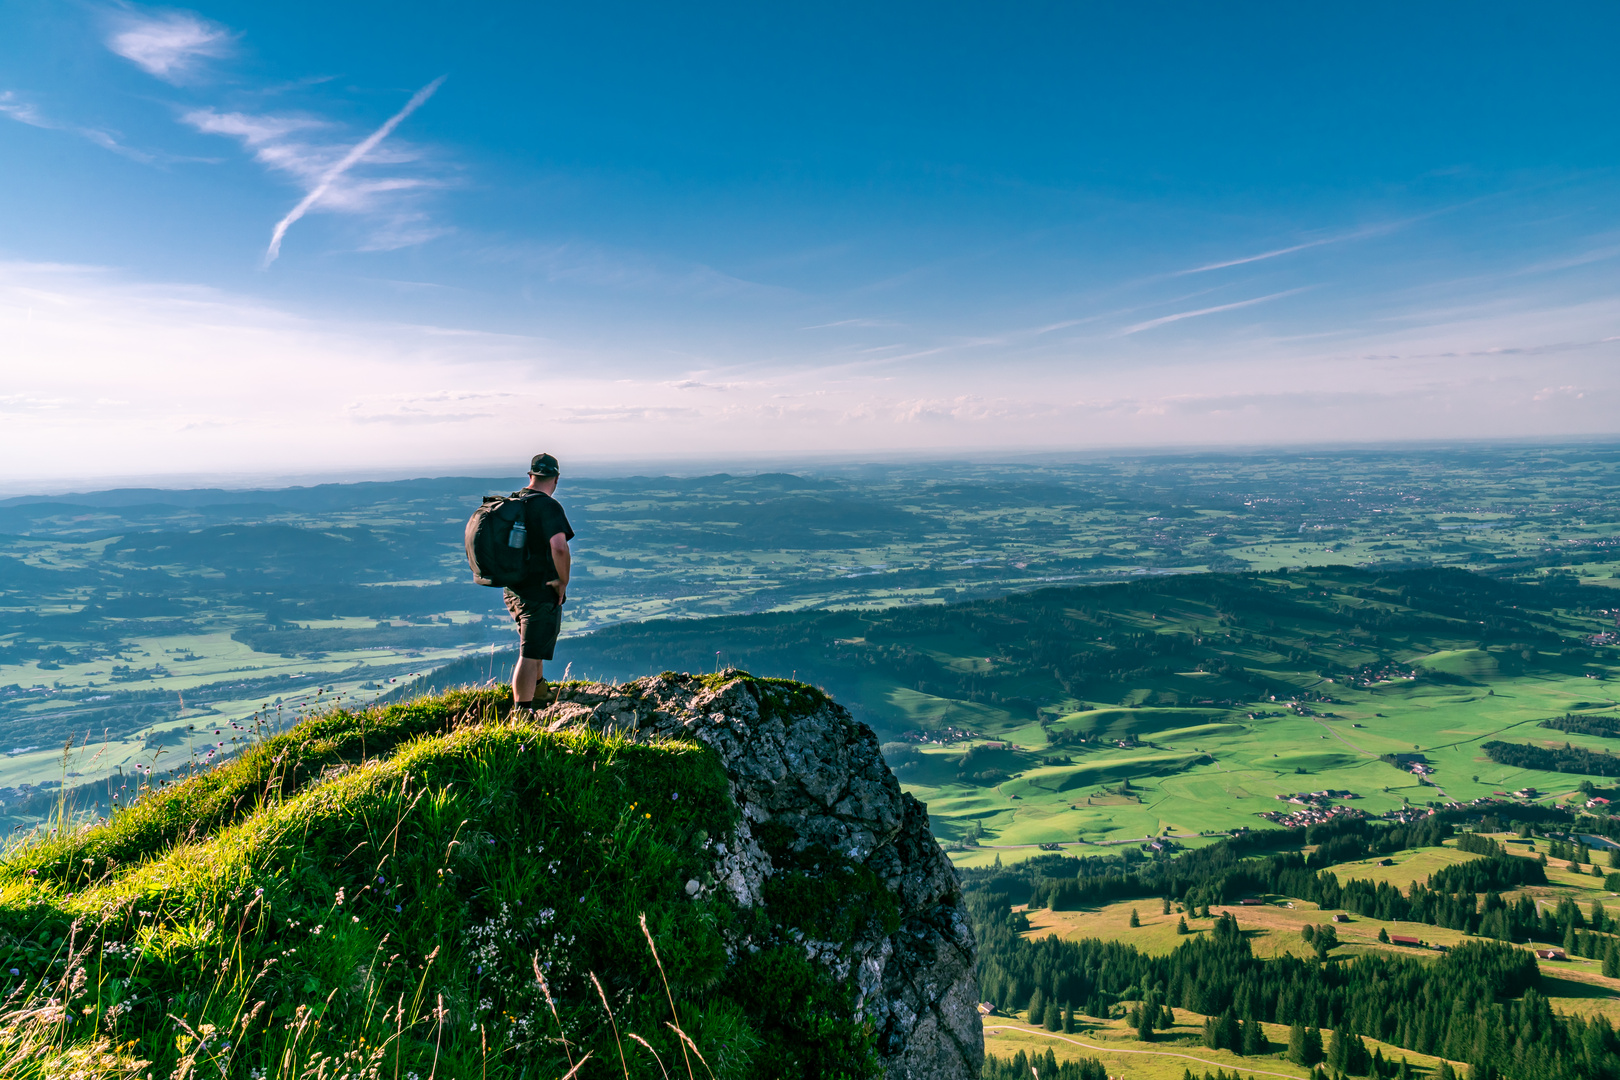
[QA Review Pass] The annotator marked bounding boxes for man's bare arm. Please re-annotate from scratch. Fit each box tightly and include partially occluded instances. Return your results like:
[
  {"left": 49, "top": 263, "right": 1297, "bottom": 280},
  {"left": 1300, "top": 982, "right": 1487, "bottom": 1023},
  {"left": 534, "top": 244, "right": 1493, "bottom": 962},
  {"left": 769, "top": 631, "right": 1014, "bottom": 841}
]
[{"left": 548, "top": 533, "right": 571, "bottom": 603}]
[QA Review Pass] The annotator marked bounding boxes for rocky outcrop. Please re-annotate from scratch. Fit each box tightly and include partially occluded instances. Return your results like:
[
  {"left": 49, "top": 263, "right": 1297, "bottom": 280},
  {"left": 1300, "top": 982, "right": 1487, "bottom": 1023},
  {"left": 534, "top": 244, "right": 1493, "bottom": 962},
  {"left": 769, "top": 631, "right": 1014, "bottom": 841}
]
[{"left": 536, "top": 671, "right": 983, "bottom": 1080}]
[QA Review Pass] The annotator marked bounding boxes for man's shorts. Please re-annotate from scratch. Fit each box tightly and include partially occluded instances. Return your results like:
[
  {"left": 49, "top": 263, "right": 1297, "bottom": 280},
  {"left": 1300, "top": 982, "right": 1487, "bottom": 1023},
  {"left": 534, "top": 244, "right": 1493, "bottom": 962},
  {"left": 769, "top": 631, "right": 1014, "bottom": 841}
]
[{"left": 504, "top": 588, "right": 563, "bottom": 661}]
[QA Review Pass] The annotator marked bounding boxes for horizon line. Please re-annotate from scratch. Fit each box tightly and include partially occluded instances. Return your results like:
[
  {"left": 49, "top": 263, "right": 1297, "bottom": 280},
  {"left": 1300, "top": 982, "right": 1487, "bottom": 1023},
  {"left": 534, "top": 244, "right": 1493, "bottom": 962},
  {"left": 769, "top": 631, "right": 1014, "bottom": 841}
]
[{"left": 6, "top": 433, "right": 1620, "bottom": 499}]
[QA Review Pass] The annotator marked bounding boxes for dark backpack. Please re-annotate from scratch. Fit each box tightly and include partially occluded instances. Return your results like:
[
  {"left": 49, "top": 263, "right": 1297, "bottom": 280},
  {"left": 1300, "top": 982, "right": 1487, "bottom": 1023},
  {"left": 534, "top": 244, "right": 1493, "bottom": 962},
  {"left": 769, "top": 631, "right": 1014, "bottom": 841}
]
[{"left": 464, "top": 493, "right": 535, "bottom": 587}]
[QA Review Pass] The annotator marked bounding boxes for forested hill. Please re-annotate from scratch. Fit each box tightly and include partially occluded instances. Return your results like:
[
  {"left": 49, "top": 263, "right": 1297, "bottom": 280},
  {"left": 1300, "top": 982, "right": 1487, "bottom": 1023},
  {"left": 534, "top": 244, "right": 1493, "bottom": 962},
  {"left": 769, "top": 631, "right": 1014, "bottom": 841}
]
[
  {"left": 961, "top": 814, "right": 1620, "bottom": 1080},
  {"left": 532, "top": 564, "right": 1616, "bottom": 730}
]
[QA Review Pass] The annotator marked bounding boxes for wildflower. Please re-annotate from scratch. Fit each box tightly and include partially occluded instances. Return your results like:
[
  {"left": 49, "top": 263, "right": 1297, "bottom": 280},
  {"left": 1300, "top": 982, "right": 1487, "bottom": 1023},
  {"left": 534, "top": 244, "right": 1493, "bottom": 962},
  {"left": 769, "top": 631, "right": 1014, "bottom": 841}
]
[
  {"left": 8, "top": 969, "right": 17, "bottom": 976},
  {"left": 394, "top": 905, "right": 402, "bottom": 913},
  {"left": 672, "top": 791, "right": 680, "bottom": 800}
]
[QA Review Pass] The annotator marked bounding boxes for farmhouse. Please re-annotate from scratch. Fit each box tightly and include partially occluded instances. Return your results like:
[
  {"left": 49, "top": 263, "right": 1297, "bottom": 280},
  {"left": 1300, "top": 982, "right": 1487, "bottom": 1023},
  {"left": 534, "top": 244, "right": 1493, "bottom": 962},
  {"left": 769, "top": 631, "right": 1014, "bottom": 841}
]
[
  {"left": 1390, "top": 935, "right": 1424, "bottom": 948},
  {"left": 1535, "top": 948, "right": 1567, "bottom": 961}
]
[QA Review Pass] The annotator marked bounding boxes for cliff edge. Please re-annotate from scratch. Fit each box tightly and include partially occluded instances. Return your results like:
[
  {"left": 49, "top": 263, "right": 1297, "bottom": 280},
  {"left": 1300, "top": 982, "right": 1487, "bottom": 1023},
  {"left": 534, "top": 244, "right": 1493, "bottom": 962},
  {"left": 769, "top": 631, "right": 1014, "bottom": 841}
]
[
  {"left": 0, "top": 674, "right": 979, "bottom": 1079},
  {"left": 541, "top": 672, "right": 984, "bottom": 1080}
]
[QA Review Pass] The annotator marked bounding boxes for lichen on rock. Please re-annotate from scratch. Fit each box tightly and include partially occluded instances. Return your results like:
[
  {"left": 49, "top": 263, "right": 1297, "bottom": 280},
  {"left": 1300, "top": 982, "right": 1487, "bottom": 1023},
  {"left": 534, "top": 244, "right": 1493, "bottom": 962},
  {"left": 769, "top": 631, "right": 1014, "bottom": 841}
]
[{"left": 538, "top": 671, "right": 984, "bottom": 1080}]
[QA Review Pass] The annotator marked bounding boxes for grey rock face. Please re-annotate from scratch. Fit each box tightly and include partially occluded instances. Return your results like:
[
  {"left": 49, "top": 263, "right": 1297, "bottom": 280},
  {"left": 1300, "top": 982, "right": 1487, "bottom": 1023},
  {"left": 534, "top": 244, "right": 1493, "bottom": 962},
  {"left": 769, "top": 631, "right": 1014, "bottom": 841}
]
[{"left": 536, "top": 672, "right": 983, "bottom": 1080}]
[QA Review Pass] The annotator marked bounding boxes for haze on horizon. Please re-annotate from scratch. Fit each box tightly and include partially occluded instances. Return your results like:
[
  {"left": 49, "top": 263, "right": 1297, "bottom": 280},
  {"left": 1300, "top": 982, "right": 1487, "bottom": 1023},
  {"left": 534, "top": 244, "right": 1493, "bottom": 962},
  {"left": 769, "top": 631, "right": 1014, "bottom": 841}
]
[{"left": 2, "top": 1, "right": 1618, "bottom": 484}]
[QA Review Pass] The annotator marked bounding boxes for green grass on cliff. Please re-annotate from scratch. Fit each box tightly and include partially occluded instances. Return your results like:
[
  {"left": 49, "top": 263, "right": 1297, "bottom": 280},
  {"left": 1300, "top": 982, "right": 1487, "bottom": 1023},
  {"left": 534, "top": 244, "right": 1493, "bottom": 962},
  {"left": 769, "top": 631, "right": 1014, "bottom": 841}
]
[{"left": 0, "top": 687, "right": 880, "bottom": 1080}]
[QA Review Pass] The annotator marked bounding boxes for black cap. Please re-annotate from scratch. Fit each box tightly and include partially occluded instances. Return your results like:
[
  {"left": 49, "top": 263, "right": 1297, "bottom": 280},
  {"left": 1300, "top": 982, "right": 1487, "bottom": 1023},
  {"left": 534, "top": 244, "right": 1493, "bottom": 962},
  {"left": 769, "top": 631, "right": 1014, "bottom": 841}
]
[{"left": 528, "top": 453, "right": 560, "bottom": 478}]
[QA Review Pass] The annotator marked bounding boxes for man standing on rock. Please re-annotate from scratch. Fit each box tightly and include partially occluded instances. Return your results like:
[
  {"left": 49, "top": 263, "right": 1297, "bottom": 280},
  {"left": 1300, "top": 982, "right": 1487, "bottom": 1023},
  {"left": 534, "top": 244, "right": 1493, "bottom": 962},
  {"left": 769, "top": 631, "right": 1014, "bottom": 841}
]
[{"left": 507, "top": 453, "right": 574, "bottom": 710}]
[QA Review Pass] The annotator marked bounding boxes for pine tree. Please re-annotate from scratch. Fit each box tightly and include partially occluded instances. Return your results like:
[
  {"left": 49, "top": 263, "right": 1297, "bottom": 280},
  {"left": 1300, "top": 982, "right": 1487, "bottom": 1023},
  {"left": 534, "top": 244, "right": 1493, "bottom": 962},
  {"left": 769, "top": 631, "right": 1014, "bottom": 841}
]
[
  {"left": 1372, "top": 1047, "right": 1386, "bottom": 1078},
  {"left": 1605, "top": 939, "right": 1619, "bottom": 978},
  {"left": 1399, "top": 1057, "right": 1412, "bottom": 1080},
  {"left": 1288, "top": 1022, "right": 1309, "bottom": 1065},
  {"left": 1305, "top": 1025, "right": 1324, "bottom": 1066},
  {"left": 1044, "top": 1000, "right": 1062, "bottom": 1031},
  {"left": 1136, "top": 1002, "right": 1155, "bottom": 1043},
  {"left": 1204, "top": 1016, "right": 1221, "bottom": 1049},
  {"left": 1163, "top": 895, "right": 1172, "bottom": 915},
  {"left": 1063, "top": 1001, "right": 1074, "bottom": 1034},
  {"left": 1028, "top": 988, "right": 1045, "bottom": 1026},
  {"left": 1160, "top": 1004, "right": 1176, "bottom": 1029},
  {"left": 1219, "top": 1007, "right": 1241, "bottom": 1053},
  {"left": 1178, "top": 915, "right": 1190, "bottom": 934},
  {"left": 1348, "top": 1034, "right": 1370, "bottom": 1075},
  {"left": 1130, "top": 907, "right": 1141, "bottom": 927},
  {"left": 1438, "top": 1063, "right": 1456, "bottom": 1080},
  {"left": 1242, "top": 1016, "right": 1266, "bottom": 1055},
  {"left": 1563, "top": 921, "right": 1577, "bottom": 955},
  {"left": 1378, "top": 926, "right": 1390, "bottom": 943},
  {"left": 1327, "top": 1025, "right": 1347, "bottom": 1070}
]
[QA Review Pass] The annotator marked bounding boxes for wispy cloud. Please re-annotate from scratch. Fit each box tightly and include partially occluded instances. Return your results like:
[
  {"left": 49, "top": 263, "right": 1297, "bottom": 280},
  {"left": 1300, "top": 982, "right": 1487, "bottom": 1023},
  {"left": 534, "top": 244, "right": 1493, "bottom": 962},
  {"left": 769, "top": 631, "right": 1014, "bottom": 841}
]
[
  {"left": 0, "top": 90, "right": 155, "bottom": 162},
  {"left": 1117, "top": 288, "right": 1310, "bottom": 336},
  {"left": 261, "top": 77, "right": 446, "bottom": 265},
  {"left": 1173, "top": 220, "right": 1421, "bottom": 277},
  {"left": 1173, "top": 239, "right": 1339, "bottom": 276},
  {"left": 800, "top": 317, "right": 900, "bottom": 329},
  {"left": 184, "top": 80, "right": 450, "bottom": 261},
  {"left": 106, "top": 9, "right": 235, "bottom": 83}
]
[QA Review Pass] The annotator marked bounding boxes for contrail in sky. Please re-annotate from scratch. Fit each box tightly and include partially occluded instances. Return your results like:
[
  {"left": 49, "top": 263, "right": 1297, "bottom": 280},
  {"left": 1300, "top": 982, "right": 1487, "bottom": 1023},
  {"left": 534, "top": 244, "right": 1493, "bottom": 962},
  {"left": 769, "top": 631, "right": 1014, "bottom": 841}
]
[
  {"left": 263, "top": 75, "right": 445, "bottom": 267},
  {"left": 1118, "top": 287, "right": 1309, "bottom": 335},
  {"left": 1174, "top": 239, "right": 1336, "bottom": 275}
]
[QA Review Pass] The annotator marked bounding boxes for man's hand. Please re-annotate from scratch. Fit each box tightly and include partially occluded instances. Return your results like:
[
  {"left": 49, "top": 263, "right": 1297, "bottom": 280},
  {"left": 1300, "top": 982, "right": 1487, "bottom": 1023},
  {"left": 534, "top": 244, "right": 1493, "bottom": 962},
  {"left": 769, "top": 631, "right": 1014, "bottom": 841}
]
[{"left": 549, "top": 533, "right": 570, "bottom": 605}]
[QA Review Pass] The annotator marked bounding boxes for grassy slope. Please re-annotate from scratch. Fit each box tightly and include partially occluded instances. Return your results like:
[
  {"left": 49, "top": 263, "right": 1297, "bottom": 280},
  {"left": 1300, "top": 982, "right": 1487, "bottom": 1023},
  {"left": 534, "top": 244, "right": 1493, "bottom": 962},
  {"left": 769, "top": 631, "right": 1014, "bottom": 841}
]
[{"left": 0, "top": 687, "right": 876, "bottom": 1080}]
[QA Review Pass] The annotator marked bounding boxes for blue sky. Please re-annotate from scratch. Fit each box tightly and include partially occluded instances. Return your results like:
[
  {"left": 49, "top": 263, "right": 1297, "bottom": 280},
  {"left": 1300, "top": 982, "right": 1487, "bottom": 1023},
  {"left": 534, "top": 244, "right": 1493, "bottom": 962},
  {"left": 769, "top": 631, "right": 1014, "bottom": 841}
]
[{"left": 2, "top": 2, "right": 1619, "bottom": 483}]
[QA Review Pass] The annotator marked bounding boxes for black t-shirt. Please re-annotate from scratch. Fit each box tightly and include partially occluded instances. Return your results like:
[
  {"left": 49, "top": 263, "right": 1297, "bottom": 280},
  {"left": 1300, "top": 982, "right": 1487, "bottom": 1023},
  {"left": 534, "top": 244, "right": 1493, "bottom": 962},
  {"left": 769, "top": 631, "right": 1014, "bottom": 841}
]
[{"left": 509, "top": 490, "right": 574, "bottom": 594}]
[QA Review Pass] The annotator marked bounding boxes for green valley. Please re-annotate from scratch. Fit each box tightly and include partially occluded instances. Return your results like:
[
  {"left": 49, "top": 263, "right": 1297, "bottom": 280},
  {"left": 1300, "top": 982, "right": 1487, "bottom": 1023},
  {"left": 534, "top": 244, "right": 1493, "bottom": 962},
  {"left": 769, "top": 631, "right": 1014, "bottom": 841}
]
[{"left": 524, "top": 564, "right": 1620, "bottom": 859}]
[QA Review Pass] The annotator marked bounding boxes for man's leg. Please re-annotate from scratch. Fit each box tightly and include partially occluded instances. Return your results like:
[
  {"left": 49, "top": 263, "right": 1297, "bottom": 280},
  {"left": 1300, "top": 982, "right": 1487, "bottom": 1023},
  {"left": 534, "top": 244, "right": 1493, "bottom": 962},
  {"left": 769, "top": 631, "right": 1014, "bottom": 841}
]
[{"left": 512, "top": 656, "right": 544, "bottom": 706}]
